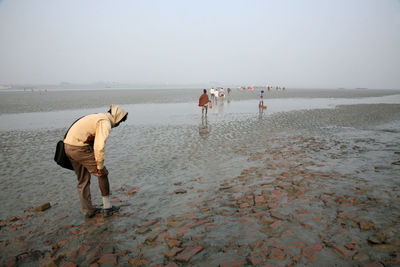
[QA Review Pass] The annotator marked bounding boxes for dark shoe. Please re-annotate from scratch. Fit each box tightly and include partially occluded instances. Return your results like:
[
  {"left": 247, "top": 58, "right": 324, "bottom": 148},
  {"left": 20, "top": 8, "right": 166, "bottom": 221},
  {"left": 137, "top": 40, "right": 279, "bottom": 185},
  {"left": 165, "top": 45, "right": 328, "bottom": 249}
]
[
  {"left": 85, "top": 208, "right": 101, "bottom": 219},
  {"left": 102, "top": 206, "right": 120, "bottom": 217}
]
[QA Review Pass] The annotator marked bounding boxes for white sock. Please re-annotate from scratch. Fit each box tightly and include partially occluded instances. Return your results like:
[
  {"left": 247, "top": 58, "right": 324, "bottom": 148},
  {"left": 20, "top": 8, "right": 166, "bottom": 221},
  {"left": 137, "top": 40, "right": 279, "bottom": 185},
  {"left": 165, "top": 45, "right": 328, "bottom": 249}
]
[{"left": 102, "top": 196, "right": 111, "bottom": 209}]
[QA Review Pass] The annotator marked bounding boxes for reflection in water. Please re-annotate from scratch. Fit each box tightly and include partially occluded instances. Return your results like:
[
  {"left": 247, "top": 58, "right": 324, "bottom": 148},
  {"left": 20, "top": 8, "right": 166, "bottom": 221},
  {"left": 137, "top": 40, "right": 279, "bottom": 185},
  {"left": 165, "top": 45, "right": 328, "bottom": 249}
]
[
  {"left": 199, "top": 117, "right": 211, "bottom": 138},
  {"left": 258, "top": 105, "right": 264, "bottom": 120}
]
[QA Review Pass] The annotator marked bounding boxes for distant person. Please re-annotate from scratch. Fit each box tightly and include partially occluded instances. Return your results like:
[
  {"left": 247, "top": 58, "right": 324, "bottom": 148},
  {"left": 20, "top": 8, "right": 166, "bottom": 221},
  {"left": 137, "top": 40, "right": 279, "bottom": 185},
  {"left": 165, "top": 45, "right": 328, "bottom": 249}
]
[
  {"left": 227, "top": 88, "right": 231, "bottom": 95},
  {"left": 198, "top": 89, "right": 209, "bottom": 118},
  {"left": 64, "top": 105, "right": 128, "bottom": 218},
  {"left": 210, "top": 88, "right": 215, "bottom": 101},
  {"left": 219, "top": 88, "right": 225, "bottom": 98},
  {"left": 214, "top": 88, "right": 219, "bottom": 103},
  {"left": 259, "top": 90, "right": 264, "bottom": 108}
]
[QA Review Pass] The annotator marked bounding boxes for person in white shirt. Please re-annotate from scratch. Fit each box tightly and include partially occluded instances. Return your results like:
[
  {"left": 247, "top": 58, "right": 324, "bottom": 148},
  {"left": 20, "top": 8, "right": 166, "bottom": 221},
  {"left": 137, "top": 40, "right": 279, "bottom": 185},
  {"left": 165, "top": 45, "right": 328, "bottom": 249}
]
[
  {"left": 259, "top": 90, "right": 264, "bottom": 107},
  {"left": 210, "top": 88, "right": 215, "bottom": 101}
]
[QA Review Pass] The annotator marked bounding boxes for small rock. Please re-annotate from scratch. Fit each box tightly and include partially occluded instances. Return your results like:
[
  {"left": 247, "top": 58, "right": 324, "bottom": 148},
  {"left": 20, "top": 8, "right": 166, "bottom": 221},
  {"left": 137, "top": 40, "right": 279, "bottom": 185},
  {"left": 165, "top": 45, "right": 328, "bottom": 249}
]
[
  {"left": 35, "top": 202, "right": 51, "bottom": 212},
  {"left": 175, "top": 189, "right": 187, "bottom": 194}
]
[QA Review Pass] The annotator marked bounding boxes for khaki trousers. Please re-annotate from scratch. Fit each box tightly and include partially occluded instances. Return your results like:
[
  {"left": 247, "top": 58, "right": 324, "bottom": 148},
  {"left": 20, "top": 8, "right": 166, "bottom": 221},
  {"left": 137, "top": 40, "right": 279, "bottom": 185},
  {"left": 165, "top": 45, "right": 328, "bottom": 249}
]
[{"left": 64, "top": 144, "right": 110, "bottom": 216}]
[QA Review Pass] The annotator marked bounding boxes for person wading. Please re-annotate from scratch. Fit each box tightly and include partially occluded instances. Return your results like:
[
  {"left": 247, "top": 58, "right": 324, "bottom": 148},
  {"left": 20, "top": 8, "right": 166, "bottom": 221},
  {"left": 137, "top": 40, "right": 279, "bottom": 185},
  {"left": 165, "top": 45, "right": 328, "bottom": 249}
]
[
  {"left": 198, "top": 89, "right": 210, "bottom": 118},
  {"left": 64, "top": 104, "right": 128, "bottom": 218}
]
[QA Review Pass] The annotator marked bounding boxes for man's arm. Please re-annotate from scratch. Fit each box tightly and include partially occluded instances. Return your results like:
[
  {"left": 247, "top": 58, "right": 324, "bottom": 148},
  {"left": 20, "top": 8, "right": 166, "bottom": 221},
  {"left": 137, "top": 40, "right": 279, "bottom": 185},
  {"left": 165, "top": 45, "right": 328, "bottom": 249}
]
[{"left": 93, "top": 119, "right": 112, "bottom": 171}]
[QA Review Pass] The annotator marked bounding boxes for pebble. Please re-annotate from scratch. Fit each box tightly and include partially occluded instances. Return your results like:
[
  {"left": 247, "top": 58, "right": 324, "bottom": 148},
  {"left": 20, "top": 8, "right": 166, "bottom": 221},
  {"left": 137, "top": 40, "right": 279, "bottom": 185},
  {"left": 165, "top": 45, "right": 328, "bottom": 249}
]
[{"left": 34, "top": 202, "right": 51, "bottom": 212}]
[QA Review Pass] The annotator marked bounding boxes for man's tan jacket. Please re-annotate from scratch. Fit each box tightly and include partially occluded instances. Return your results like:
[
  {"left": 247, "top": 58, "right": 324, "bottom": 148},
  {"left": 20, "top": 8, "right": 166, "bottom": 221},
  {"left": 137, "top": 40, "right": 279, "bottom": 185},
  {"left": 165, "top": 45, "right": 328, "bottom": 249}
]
[{"left": 64, "top": 105, "right": 127, "bottom": 169}]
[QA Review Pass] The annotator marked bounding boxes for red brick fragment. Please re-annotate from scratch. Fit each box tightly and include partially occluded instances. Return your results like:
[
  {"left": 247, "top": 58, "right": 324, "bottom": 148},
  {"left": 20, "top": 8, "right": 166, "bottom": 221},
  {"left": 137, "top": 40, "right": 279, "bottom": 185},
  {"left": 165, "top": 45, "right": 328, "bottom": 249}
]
[
  {"left": 66, "top": 249, "right": 78, "bottom": 259},
  {"left": 129, "top": 258, "right": 151, "bottom": 266},
  {"left": 302, "top": 244, "right": 323, "bottom": 260},
  {"left": 344, "top": 243, "right": 355, "bottom": 250},
  {"left": 271, "top": 190, "right": 282, "bottom": 196},
  {"left": 9, "top": 216, "right": 19, "bottom": 222},
  {"left": 358, "top": 219, "right": 376, "bottom": 231},
  {"left": 98, "top": 254, "right": 117, "bottom": 265},
  {"left": 175, "top": 189, "right": 187, "bottom": 194},
  {"left": 361, "top": 261, "right": 384, "bottom": 267},
  {"left": 164, "top": 247, "right": 183, "bottom": 258},
  {"left": 220, "top": 260, "right": 246, "bottom": 267},
  {"left": 127, "top": 186, "right": 139, "bottom": 195},
  {"left": 240, "top": 203, "right": 251, "bottom": 208},
  {"left": 119, "top": 250, "right": 128, "bottom": 255},
  {"left": 60, "top": 262, "right": 77, "bottom": 267},
  {"left": 6, "top": 258, "right": 17, "bottom": 267},
  {"left": 165, "top": 239, "right": 181, "bottom": 248},
  {"left": 35, "top": 202, "right": 51, "bottom": 212},
  {"left": 333, "top": 246, "right": 347, "bottom": 256},
  {"left": 270, "top": 221, "right": 280, "bottom": 230},
  {"left": 175, "top": 246, "right": 203, "bottom": 262},
  {"left": 85, "top": 249, "right": 101, "bottom": 265},
  {"left": 292, "top": 240, "right": 307, "bottom": 248},
  {"left": 79, "top": 244, "right": 91, "bottom": 254},
  {"left": 269, "top": 248, "right": 286, "bottom": 260},
  {"left": 247, "top": 252, "right": 267, "bottom": 265},
  {"left": 70, "top": 229, "right": 80, "bottom": 235},
  {"left": 255, "top": 195, "right": 266, "bottom": 204},
  {"left": 142, "top": 219, "right": 158, "bottom": 227}
]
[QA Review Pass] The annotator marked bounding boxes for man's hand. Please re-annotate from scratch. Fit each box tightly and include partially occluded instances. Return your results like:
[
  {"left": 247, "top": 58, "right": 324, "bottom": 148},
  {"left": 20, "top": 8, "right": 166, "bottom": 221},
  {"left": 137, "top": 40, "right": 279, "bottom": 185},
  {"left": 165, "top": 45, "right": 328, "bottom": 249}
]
[{"left": 96, "top": 166, "right": 108, "bottom": 177}]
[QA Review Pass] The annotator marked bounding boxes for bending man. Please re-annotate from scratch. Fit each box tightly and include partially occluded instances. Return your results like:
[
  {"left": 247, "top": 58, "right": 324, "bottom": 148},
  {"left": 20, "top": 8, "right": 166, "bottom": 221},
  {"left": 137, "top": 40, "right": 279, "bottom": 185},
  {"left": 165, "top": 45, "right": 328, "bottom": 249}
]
[{"left": 64, "top": 104, "right": 128, "bottom": 218}]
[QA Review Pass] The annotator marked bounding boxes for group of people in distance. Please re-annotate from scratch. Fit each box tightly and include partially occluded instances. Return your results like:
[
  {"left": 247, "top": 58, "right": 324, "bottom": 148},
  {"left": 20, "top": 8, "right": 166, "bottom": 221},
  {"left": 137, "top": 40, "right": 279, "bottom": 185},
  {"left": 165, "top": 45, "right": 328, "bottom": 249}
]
[
  {"left": 199, "top": 87, "right": 269, "bottom": 118},
  {"left": 198, "top": 87, "right": 233, "bottom": 118}
]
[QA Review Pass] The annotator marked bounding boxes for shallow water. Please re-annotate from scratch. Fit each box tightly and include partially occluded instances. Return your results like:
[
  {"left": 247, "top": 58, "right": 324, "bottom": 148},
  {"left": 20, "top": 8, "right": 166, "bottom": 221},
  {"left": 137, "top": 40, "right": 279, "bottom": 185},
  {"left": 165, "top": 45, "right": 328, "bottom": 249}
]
[{"left": 0, "top": 89, "right": 400, "bottom": 266}]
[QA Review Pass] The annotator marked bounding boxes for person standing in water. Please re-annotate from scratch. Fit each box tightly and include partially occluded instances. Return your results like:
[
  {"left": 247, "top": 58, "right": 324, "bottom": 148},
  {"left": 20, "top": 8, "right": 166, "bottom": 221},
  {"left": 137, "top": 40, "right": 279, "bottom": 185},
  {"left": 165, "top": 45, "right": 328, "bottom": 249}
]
[
  {"left": 198, "top": 89, "right": 210, "bottom": 118},
  {"left": 64, "top": 104, "right": 128, "bottom": 218},
  {"left": 259, "top": 90, "right": 264, "bottom": 108},
  {"left": 210, "top": 88, "right": 215, "bottom": 102}
]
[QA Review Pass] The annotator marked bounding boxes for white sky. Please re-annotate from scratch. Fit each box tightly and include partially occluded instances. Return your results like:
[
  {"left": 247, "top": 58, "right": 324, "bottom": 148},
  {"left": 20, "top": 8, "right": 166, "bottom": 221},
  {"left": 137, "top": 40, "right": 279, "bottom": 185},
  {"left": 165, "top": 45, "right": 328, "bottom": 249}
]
[{"left": 0, "top": 0, "right": 399, "bottom": 88}]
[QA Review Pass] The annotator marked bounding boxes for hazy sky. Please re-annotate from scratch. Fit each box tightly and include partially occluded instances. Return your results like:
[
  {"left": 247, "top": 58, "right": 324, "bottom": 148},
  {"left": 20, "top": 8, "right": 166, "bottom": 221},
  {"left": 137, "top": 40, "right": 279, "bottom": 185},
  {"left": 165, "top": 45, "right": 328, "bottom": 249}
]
[{"left": 0, "top": 0, "right": 399, "bottom": 88}]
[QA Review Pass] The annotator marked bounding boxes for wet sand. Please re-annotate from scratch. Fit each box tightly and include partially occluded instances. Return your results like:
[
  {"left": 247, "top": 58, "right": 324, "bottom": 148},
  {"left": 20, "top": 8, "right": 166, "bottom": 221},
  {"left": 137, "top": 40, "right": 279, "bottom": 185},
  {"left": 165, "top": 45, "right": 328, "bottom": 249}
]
[{"left": 0, "top": 89, "right": 400, "bottom": 266}]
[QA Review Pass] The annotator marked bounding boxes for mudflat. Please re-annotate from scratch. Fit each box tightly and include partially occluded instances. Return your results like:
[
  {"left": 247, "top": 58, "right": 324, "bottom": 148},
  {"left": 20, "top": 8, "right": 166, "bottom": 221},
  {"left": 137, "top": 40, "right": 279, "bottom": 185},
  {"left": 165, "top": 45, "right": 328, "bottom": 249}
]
[{"left": 0, "top": 88, "right": 399, "bottom": 266}]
